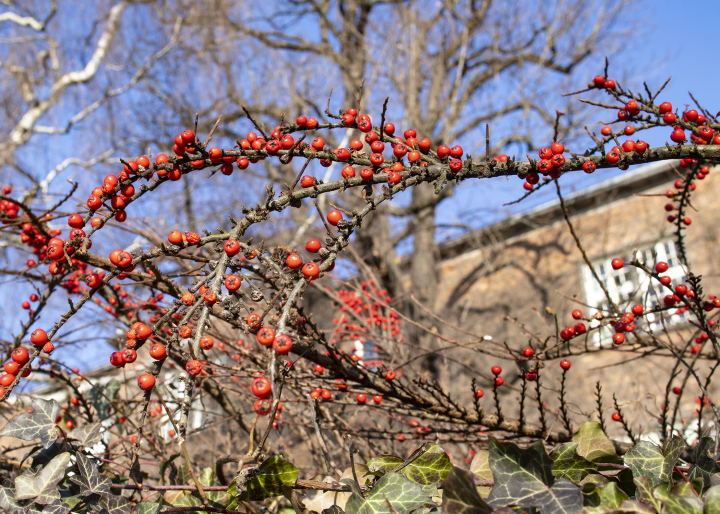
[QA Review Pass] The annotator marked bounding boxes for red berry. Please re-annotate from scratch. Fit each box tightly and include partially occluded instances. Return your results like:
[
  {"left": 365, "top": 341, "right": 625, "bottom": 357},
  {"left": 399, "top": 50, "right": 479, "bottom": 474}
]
[
  {"left": 611, "top": 258, "right": 624, "bottom": 270},
  {"left": 559, "top": 359, "right": 571, "bottom": 370},
  {"left": 138, "top": 374, "right": 155, "bottom": 391},
  {"left": 491, "top": 366, "right": 502, "bottom": 375},
  {"left": 30, "top": 329, "right": 48, "bottom": 346},
  {"left": 327, "top": 210, "right": 343, "bottom": 226}
]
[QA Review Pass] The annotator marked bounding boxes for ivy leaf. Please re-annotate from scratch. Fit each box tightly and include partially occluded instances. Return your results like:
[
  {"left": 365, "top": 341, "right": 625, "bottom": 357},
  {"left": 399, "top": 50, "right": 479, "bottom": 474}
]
[
  {"left": 159, "top": 454, "right": 181, "bottom": 485},
  {"left": 633, "top": 477, "right": 662, "bottom": 512},
  {"left": 550, "top": 442, "right": 597, "bottom": 482},
  {"left": 88, "top": 379, "right": 120, "bottom": 420},
  {"left": 486, "top": 438, "right": 582, "bottom": 513},
  {"left": 176, "top": 464, "right": 193, "bottom": 486},
  {"left": 136, "top": 503, "right": 160, "bottom": 514},
  {"left": 89, "top": 493, "right": 131, "bottom": 514},
  {"left": 173, "top": 467, "right": 227, "bottom": 512},
  {"left": 69, "top": 454, "right": 111, "bottom": 496},
  {"left": 403, "top": 445, "right": 451, "bottom": 485},
  {"left": 345, "top": 472, "right": 431, "bottom": 514},
  {"left": 704, "top": 484, "right": 720, "bottom": 513},
  {"left": 572, "top": 422, "right": 618, "bottom": 463},
  {"left": 440, "top": 467, "right": 492, "bottom": 514},
  {"left": 582, "top": 481, "right": 628, "bottom": 514},
  {"left": 42, "top": 500, "right": 70, "bottom": 514},
  {"left": 686, "top": 437, "right": 720, "bottom": 488},
  {"left": 367, "top": 456, "right": 403, "bottom": 476},
  {"left": 67, "top": 423, "right": 103, "bottom": 448},
  {"left": 237, "top": 456, "right": 299, "bottom": 501},
  {"left": 468, "top": 450, "right": 491, "bottom": 498},
  {"left": 0, "top": 483, "right": 27, "bottom": 514},
  {"left": 624, "top": 437, "right": 684, "bottom": 487},
  {"left": 15, "top": 452, "right": 71, "bottom": 504},
  {"left": 652, "top": 482, "right": 703, "bottom": 514},
  {"left": 1, "top": 398, "right": 60, "bottom": 449},
  {"left": 609, "top": 499, "right": 659, "bottom": 513},
  {"left": 304, "top": 466, "right": 370, "bottom": 513}
]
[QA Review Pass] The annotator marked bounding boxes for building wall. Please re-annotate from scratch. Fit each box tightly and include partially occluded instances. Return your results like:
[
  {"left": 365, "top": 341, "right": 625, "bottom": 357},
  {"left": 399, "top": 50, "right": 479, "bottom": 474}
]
[{"left": 433, "top": 166, "right": 720, "bottom": 439}]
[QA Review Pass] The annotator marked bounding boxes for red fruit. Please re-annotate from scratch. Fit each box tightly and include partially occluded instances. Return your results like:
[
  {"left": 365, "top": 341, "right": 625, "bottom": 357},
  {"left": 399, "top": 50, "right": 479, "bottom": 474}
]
[
  {"left": 604, "top": 79, "right": 616, "bottom": 89},
  {"left": 522, "top": 347, "right": 534, "bottom": 358},
  {"left": 286, "top": 254, "right": 303, "bottom": 269},
  {"left": 611, "top": 258, "right": 624, "bottom": 270},
  {"left": 600, "top": 126, "right": 612, "bottom": 136},
  {"left": 30, "top": 329, "right": 48, "bottom": 346},
  {"left": 559, "top": 359, "right": 571, "bottom": 370},
  {"left": 185, "top": 360, "right": 202, "bottom": 376},
  {"left": 138, "top": 374, "right": 155, "bottom": 391},
  {"left": 11, "top": 347, "right": 29, "bottom": 365},
  {"left": 254, "top": 399, "right": 271, "bottom": 416},
  {"left": 356, "top": 393, "right": 367, "bottom": 404},
  {"left": 612, "top": 412, "right": 622, "bottom": 422},
  {"left": 4, "top": 362, "right": 19, "bottom": 375},
  {"left": 200, "top": 336, "right": 214, "bottom": 350},
  {"left": 659, "top": 102, "right": 672, "bottom": 114},
  {"left": 613, "top": 333, "right": 626, "bottom": 345},
  {"left": 571, "top": 309, "right": 583, "bottom": 319},
  {"left": 341, "top": 166, "right": 356, "bottom": 179},
  {"left": 149, "top": 343, "right": 166, "bottom": 360},
  {"left": 251, "top": 377, "right": 272, "bottom": 398},
  {"left": 327, "top": 210, "right": 343, "bottom": 226},
  {"left": 494, "top": 377, "right": 504, "bottom": 386},
  {"left": 224, "top": 239, "right": 241, "bottom": 256},
  {"left": 257, "top": 327, "right": 276, "bottom": 347},
  {"left": 550, "top": 142, "right": 564, "bottom": 155},
  {"left": 634, "top": 140, "right": 648, "bottom": 154},
  {"left": 583, "top": 161, "right": 596, "bottom": 174},
  {"left": 273, "top": 334, "right": 293, "bottom": 354},
  {"left": 305, "top": 239, "right": 321, "bottom": 253},
  {"left": 224, "top": 274, "right": 241, "bottom": 292},
  {"left": 110, "top": 352, "right": 124, "bottom": 367},
  {"left": 122, "top": 349, "right": 137, "bottom": 363},
  {"left": 373, "top": 395, "right": 383, "bottom": 404},
  {"left": 181, "top": 130, "right": 195, "bottom": 144},
  {"left": 491, "top": 366, "right": 502, "bottom": 375},
  {"left": 302, "top": 262, "right": 320, "bottom": 279},
  {"left": 593, "top": 76, "right": 605, "bottom": 87},
  {"left": 671, "top": 129, "right": 686, "bottom": 143},
  {"left": 246, "top": 313, "right": 261, "bottom": 329},
  {"left": 655, "top": 262, "right": 669, "bottom": 273},
  {"left": 436, "top": 145, "right": 450, "bottom": 159},
  {"left": 538, "top": 148, "right": 552, "bottom": 160},
  {"left": 672, "top": 386, "right": 682, "bottom": 395},
  {"left": 606, "top": 151, "right": 620, "bottom": 164}
]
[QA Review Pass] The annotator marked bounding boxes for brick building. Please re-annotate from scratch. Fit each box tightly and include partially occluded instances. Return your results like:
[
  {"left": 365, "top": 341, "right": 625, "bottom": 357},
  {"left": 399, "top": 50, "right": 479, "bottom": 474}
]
[{"left": 431, "top": 161, "right": 720, "bottom": 439}]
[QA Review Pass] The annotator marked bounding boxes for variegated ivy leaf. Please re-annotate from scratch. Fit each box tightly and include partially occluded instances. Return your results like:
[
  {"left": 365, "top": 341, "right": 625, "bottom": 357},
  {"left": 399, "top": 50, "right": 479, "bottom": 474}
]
[
  {"left": 0, "top": 483, "right": 27, "bottom": 514},
  {"left": 624, "top": 437, "right": 684, "bottom": 487},
  {"left": 237, "top": 456, "right": 299, "bottom": 502},
  {"left": 88, "top": 379, "right": 120, "bottom": 421},
  {"left": 367, "top": 445, "right": 451, "bottom": 485},
  {"left": 440, "top": 467, "right": 492, "bottom": 514},
  {"left": 69, "top": 454, "right": 112, "bottom": 497},
  {"left": 549, "top": 442, "right": 597, "bottom": 483},
  {"left": 15, "top": 452, "right": 72, "bottom": 505},
  {"left": 67, "top": 423, "right": 103, "bottom": 448},
  {"left": 653, "top": 482, "right": 703, "bottom": 514},
  {"left": 89, "top": 493, "right": 131, "bottom": 514},
  {"left": 485, "top": 438, "right": 582, "bottom": 514},
  {"left": 571, "top": 422, "right": 618, "bottom": 463},
  {"left": 686, "top": 437, "right": 720, "bottom": 488},
  {"left": 345, "top": 472, "right": 431, "bottom": 514},
  {"left": 1, "top": 398, "right": 60, "bottom": 449},
  {"left": 136, "top": 503, "right": 160, "bottom": 514},
  {"left": 42, "top": 500, "right": 70, "bottom": 514}
]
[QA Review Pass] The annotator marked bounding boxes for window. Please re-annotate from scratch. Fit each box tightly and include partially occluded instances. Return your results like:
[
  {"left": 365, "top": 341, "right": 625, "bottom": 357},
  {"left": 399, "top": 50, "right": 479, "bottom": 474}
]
[{"left": 583, "top": 239, "right": 688, "bottom": 344}]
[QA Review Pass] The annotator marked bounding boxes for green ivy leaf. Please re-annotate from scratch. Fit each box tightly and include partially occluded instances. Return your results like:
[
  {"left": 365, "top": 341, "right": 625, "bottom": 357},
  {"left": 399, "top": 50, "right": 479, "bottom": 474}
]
[
  {"left": 69, "top": 454, "right": 112, "bottom": 497},
  {"left": 633, "top": 477, "right": 662, "bottom": 512},
  {"left": 237, "top": 456, "right": 299, "bottom": 501},
  {"left": 686, "top": 437, "right": 720, "bottom": 488},
  {"left": 367, "top": 456, "right": 404, "bottom": 476},
  {"left": 88, "top": 379, "right": 120, "bottom": 420},
  {"left": 582, "top": 481, "right": 628, "bottom": 513},
  {"left": 704, "top": 484, "right": 720, "bottom": 513},
  {"left": 345, "top": 472, "right": 431, "bottom": 514},
  {"left": 403, "top": 445, "right": 452, "bottom": 485},
  {"left": 572, "top": 422, "right": 618, "bottom": 463},
  {"left": 41, "top": 500, "right": 70, "bottom": 514},
  {"left": 173, "top": 467, "right": 228, "bottom": 512},
  {"left": 486, "top": 438, "right": 582, "bottom": 513},
  {"left": 304, "top": 466, "right": 370, "bottom": 513},
  {"left": 368, "top": 446, "right": 451, "bottom": 486},
  {"left": 1, "top": 398, "right": 60, "bottom": 449},
  {"left": 15, "top": 452, "right": 71, "bottom": 504},
  {"left": 550, "top": 442, "right": 597, "bottom": 482},
  {"left": 608, "top": 499, "right": 658, "bottom": 513},
  {"left": 136, "top": 503, "right": 160, "bottom": 514},
  {"left": 159, "top": 454, "right": 180, "bottom": 485},
  {"left": 176, "top": 464, "right": 193, "bottom": 486},
  {"left": 624, "top": 437, "right": 684, "bottom": 487},
  {"left": 440, "top": 467, "right": 492, "bottom": 514},
  {"left": 67, "top": 423, "right": 103, "bottom": 448},
  {"left": 652, "top": 482, "right": 703, "bottom": 514}
]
